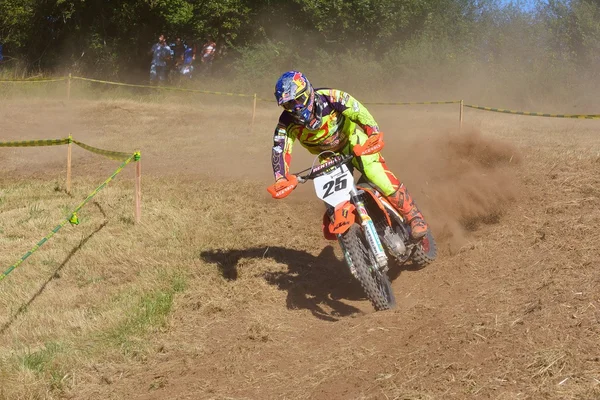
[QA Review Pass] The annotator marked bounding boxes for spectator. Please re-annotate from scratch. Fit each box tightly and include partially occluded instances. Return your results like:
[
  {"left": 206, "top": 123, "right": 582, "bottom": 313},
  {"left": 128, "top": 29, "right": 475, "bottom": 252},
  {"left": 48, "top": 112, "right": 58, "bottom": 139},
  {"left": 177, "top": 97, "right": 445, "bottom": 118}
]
[
  {"left": 180, "top": 41, "right": 197, "bottom": 80},
  {"left": 200, "top": 36, "right": 217, "bottom": 73},
  {"left": 149, "top": 34, "right": 171, "bottom": 84},
  {"left": 172, "top": 36, "right": 186, "bottom": 68},
  {"left": 183, "top": 41, "right": 196, "bottom": 66}
]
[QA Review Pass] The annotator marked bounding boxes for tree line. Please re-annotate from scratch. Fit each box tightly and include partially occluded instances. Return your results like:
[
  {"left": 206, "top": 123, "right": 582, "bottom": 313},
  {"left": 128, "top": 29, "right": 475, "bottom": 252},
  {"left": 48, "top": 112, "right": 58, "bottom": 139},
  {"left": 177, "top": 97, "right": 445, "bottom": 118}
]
[{"left": 1, "top": 0, "right": 599, "bottom": 95}]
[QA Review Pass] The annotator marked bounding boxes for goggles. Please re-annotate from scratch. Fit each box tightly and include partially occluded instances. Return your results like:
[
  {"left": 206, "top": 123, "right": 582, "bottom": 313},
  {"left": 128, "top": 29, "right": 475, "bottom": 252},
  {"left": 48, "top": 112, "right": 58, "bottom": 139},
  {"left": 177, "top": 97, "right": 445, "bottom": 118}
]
[{"left": 281, "top": 91, "right": 309, "bottom": 112}]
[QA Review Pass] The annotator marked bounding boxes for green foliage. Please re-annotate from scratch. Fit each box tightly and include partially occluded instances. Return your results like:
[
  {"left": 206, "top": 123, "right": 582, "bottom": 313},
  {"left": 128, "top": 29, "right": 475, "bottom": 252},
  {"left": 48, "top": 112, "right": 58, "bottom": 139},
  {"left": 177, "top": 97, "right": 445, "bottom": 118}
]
[
  {"left": 19, "top": 342, "right": 63, "bottom": 373},
  {"left": 1, "top": 0, "right": 600, "bottom": 105},
  {"left": 542, "top": 0, "right": 600, "bottom": 69},
  {"left": 0, "top": 0, "right": 35, "bottom": 48},
  {"left": 232, "top": 40, "right": 303, "bottom": 91},
  {"left": 17, "top": 341, "right": 69, "bottom": 392},
  {"left": 103, "top": 272, "right": 186, "bottom": 355},
  {"left": 149, "top": 0, "right": 195, "bottom": 26}
]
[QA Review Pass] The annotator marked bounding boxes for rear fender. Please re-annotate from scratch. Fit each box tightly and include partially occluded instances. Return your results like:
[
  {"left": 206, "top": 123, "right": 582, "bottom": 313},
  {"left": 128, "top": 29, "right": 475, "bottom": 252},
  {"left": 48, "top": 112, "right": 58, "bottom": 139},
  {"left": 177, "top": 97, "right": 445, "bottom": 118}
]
[{"left": 322, "top": 202, "right": 356, "bottom": 239}]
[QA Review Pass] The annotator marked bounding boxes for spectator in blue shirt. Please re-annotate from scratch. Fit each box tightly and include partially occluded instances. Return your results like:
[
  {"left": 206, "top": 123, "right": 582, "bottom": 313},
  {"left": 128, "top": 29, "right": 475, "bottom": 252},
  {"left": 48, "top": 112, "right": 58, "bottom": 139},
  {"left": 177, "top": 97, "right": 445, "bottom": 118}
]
[
  {"left": 183, "top": 41, "right": 196, "bottom": 66},
  {"left": 149, "top": 34, "right": 171, "bottom": 84}
]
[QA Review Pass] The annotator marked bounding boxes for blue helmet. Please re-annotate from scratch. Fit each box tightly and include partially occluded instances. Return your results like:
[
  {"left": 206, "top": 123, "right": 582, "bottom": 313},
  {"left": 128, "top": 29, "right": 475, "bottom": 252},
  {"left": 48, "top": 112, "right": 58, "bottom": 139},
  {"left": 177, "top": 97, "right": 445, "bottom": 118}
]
[{"left": 274, "top": 71, "right": 322, "bottom": 129}]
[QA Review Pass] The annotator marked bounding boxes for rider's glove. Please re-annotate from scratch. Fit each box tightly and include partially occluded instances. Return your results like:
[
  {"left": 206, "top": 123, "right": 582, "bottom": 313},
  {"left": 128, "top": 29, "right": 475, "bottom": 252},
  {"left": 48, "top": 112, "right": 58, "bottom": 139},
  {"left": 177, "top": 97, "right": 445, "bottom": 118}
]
[
  {"left": 267, "top": 175, "right": 298, "bottom": 199},
  {"left": 353, "top": 132, "right": 385, "bottom": 156}
]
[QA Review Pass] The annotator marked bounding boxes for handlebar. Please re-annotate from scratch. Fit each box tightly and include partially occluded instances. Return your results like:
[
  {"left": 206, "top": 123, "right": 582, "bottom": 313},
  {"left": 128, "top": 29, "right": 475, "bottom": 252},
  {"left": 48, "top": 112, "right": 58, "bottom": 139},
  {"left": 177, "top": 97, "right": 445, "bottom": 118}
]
[{"left": 295, "top": 154, "right": 354, "bottom": 183}]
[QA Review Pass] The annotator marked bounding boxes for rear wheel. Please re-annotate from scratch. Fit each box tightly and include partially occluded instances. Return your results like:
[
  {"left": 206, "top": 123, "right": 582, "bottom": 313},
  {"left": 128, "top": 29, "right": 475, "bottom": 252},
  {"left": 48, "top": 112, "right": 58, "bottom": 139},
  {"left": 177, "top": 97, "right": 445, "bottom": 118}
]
[
  {"left": 411, "top": 229, "right": 437, "bottom": 268},
  {"left": 339, "top": 224, "right": 396, "bottom": 311}
]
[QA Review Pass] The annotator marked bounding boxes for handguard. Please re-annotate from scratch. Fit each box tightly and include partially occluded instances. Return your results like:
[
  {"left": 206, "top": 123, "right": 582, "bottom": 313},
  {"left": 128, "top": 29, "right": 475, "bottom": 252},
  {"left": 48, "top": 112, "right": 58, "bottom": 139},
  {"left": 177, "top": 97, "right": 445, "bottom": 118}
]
[
  {"left": 353, "top": 132, "right": 385, "bottom": 156},
  {"left": 267, "top": 175, "right": 298, "bottom": 199}
]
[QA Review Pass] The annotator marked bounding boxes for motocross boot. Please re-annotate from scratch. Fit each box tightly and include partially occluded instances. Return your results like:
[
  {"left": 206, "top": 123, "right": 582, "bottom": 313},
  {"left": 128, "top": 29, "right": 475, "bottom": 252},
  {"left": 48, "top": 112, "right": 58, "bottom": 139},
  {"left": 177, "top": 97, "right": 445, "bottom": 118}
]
[{"left": 386, "top": 185, "right": 428, "bottom": 240}]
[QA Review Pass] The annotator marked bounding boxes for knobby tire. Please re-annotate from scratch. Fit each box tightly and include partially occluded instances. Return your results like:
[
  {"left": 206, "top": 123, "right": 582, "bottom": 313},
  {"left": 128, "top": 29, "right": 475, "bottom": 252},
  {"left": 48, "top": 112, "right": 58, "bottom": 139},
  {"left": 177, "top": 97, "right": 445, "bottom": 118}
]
[
  {"left": 340, "top": 224, "right": 396, "bottom": 311},
  {"left": 411, "top": 228, "right": 438, "bottom": 268}
]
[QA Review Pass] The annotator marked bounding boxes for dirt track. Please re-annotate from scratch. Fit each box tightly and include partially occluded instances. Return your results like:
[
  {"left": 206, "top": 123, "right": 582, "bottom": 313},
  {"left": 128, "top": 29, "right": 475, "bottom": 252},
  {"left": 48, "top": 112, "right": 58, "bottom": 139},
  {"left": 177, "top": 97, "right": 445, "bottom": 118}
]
[{"left": 1, "top": 98, "right": 599, "bottom": 399}]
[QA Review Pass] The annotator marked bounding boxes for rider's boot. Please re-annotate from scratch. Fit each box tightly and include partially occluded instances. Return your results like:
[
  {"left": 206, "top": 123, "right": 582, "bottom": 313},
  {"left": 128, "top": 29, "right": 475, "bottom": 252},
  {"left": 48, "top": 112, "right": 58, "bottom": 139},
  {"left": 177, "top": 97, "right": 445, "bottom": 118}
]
[{"left": 385, "top": 185, "right": 428, "bottom": 240}]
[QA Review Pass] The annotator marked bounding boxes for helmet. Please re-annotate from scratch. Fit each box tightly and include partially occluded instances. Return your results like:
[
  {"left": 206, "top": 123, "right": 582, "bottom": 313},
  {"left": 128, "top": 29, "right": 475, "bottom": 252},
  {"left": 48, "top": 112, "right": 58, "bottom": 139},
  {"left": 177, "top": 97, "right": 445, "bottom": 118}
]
[{"left": 274, "top": 71, "right": 323, "bottom": 129}]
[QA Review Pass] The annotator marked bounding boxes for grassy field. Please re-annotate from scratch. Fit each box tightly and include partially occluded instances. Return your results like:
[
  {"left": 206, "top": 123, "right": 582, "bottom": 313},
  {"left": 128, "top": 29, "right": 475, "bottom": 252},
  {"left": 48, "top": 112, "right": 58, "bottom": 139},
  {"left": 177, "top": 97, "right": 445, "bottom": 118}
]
[{"left": 1, "top": 84, "right": 599, "bottom": 399}]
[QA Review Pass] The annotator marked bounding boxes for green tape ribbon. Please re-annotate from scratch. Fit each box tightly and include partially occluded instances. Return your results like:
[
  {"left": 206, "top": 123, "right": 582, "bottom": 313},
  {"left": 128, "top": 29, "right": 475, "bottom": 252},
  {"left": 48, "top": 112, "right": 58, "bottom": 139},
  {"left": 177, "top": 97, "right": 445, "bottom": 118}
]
[
  {"left": 0, "top": 153, "right": 136, "bottom": 283},
  {"left": 71, "top": 76, "right": 254, "bottom": 98},
  {"left": 0, "top": 137, "right": 135, "bottom": 161},
  {"left": 0, "top": 78, "right": 67, "bottom": 83},
  {"left": 72, "top": 140, "right": 132, "bottom": 161},
  {"left": 0, "top": 138, "right": 70, "bottom": 147},
  {"left": 363, "top": 100, "right": 462, "bottom": 106},
  {"left": 464, "top": 104, "right": 600, "bottom": 119}
]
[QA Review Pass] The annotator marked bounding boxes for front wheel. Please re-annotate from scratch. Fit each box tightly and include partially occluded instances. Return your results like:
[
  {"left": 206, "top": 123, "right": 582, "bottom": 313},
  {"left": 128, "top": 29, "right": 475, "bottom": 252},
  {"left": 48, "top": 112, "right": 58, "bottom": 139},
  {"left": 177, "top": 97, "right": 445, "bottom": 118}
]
[
  {"left": 411, "top": 229, "right": 437, "bottom": 268},
  {"left": 339, "top": 224, "right": 396, "bottom": 311}
]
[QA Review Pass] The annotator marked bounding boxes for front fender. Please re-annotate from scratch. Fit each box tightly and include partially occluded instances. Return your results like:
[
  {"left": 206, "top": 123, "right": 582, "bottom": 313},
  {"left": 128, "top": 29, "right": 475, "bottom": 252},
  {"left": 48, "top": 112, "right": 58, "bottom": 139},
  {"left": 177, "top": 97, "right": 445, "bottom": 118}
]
[{"left": 323, "top": 202, "right": 356, "bottom": 240}]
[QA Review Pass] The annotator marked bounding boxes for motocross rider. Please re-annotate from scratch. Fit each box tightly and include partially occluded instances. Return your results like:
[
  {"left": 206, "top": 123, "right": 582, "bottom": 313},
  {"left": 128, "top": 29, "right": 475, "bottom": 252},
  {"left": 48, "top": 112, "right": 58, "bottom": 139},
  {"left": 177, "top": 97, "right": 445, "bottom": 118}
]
[{"left": 269, "top": 71, "right": 429, "bottom": 240}]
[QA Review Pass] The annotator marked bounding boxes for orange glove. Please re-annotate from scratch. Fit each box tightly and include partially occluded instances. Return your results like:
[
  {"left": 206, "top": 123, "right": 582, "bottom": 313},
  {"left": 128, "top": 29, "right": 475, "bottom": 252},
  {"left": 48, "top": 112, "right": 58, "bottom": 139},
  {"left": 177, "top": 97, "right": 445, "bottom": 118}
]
[
  {"left": 267, "top": 175, "right": 298, "bottom": 199},
  {"left": 353, "top": 132, "right": 385, "bottom": 156}
]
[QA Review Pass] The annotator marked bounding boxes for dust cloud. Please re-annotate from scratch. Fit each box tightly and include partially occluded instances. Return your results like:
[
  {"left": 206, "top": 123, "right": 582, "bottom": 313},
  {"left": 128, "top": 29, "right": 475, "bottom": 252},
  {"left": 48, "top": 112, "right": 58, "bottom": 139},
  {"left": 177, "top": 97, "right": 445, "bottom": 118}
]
[{"left": 386, "top": 126, "right": 521, "bottom": 252}]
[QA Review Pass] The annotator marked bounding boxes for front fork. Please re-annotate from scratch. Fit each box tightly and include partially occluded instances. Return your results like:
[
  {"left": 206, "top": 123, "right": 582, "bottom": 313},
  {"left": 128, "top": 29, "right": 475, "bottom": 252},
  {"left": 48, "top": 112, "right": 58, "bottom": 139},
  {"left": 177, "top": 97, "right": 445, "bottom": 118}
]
[{"left": 351, "top": 194, "right": 388, "bottom": 270}]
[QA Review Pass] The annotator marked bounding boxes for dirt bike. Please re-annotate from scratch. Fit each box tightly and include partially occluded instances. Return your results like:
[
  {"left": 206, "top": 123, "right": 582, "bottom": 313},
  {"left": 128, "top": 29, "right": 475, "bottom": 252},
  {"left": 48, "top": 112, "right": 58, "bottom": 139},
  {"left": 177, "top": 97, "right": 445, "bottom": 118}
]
[{"left": 268, "top": 152, "right": 437, "bottom": 311}]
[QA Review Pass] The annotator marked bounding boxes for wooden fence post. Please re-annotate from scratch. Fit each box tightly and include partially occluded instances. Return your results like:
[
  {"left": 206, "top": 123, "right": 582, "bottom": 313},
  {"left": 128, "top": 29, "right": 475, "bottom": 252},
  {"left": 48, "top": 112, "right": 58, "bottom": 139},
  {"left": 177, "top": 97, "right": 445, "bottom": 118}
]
[
  {"left": 459, "top": 100, "right": 464, "bottom": 133},
  {"left": 251, "top": 93, "right": 257, "bottom": 132},
  {"left": 134, "top": 153, "right": 142, "bottom": 224},
  {"left": 66, "top": 136, "right": 72, "bottom": 194},
  {"left": 67, "top": 73, "right": 72, "bottom": 101}
]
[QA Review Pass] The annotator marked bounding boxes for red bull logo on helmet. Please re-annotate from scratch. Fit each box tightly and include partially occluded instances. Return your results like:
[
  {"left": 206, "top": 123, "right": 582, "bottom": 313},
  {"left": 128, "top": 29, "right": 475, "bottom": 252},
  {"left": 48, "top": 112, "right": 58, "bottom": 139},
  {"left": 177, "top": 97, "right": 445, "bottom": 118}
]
[{"left": 292, "top": 72, "right": 307, "bottom": 92}]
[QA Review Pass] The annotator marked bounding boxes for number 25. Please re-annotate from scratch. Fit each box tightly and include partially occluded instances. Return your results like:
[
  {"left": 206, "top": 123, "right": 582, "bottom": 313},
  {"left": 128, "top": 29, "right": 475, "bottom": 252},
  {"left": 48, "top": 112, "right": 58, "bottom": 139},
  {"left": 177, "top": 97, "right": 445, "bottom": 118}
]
[{"left": 323, "top": 176, "right": 347, "bottom": 198}]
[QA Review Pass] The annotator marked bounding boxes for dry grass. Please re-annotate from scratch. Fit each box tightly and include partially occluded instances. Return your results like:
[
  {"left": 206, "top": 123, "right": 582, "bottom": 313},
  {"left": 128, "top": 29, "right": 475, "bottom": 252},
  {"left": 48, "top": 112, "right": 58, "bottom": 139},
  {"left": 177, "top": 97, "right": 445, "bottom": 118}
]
[
  {"left": 0, "top": 176, "right": 189, "bottom": 397},
  {"left": 1, "top": 87, "right": 600, "bottom": 399}
]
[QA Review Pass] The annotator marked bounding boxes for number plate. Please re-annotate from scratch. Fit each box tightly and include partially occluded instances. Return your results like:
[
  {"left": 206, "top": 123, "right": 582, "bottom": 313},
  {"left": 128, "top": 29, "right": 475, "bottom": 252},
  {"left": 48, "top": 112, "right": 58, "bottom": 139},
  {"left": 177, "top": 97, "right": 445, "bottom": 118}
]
[{"left": 314, "top": 165, "right": 353, "bottom": 207}]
